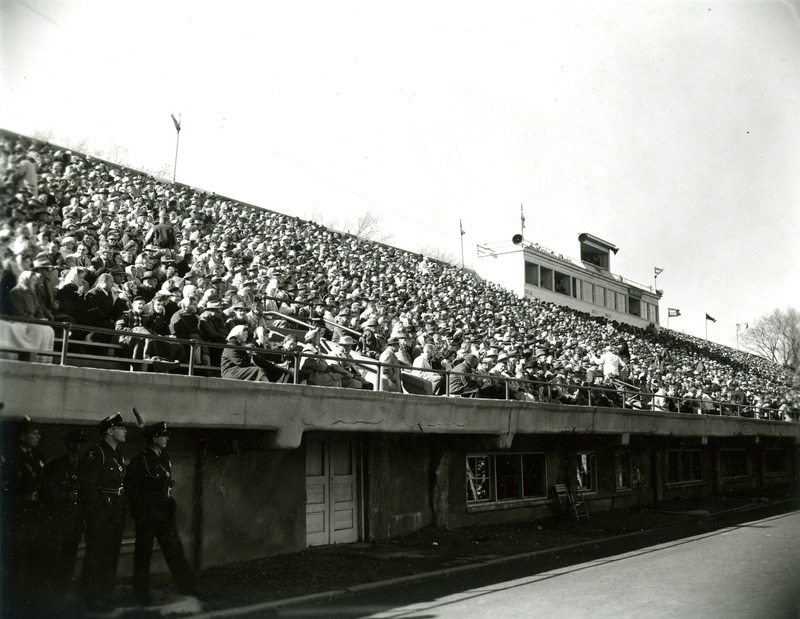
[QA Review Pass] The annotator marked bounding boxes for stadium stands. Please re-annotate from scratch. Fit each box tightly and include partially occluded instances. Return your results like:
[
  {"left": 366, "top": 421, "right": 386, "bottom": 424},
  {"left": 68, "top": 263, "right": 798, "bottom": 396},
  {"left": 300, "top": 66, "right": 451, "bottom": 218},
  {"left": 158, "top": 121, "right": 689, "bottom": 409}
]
[{"left": 1, "top": 129, "right": 797, "bottom": 420}]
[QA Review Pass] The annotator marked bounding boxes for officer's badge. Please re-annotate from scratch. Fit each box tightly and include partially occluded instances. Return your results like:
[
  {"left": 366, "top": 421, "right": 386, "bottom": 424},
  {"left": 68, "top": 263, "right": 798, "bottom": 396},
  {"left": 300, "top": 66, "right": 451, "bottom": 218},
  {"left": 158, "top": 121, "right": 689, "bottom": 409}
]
[{"left": 86, "top": 450, "right": 97, "bottom": 460}]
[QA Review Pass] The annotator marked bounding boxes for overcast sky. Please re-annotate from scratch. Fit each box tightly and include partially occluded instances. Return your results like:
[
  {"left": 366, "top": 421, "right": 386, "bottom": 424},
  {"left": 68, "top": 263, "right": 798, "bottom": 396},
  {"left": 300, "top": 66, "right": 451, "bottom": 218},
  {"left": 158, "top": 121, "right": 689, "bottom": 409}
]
[{"left": 2, "top": 0, "right": 798, "bottom": 349}]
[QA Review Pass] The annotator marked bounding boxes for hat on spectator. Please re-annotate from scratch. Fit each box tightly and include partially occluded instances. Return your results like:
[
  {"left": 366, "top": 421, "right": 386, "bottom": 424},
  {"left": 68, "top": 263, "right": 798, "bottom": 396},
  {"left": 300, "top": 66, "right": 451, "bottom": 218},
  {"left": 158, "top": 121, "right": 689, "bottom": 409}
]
[
  {"left": 142, "top": 270, "right": 157, "bottom": 280},
  {"left": 386, "top": 336, "right": 400, "bottom": 345}
]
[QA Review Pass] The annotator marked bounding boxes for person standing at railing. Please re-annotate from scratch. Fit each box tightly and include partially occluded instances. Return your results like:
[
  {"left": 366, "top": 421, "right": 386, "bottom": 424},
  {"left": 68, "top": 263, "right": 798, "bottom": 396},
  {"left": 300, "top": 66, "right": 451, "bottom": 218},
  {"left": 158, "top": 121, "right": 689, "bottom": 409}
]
[
  {"left": 83, "top": 272, "right": 119, "bottom": 343},
  {"left": 590, "top": 345, "right": 627, "bottom": 379},
  {"left": 379, "top": 336, "right": 404, "bottom": 392}
]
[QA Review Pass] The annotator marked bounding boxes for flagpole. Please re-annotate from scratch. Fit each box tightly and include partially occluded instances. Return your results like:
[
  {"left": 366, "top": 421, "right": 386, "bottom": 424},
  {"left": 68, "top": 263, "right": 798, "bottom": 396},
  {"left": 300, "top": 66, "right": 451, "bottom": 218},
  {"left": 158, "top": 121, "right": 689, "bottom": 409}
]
[
  {"left": 171, "top": 113, "right": 181, "bottom": 182},
  {"left": 459, "top": 219, "right": 464, "bottom": 269}
]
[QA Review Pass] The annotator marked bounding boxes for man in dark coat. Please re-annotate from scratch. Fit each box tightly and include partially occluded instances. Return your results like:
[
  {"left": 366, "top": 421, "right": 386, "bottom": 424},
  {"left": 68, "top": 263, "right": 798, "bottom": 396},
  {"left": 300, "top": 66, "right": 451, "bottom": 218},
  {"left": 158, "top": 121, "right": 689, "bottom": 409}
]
[
  {"left": 126, "top": 422, "right": 196, "bottom": 605},
  {"left": 40, "top": 429, "right": 87, "bottom": 595},
  {"left": 78, "top": 413, "right": 128, "bottom": 611},
  {"left": 448, "top": 353, "right": 481, "bottom": 396},
  {"left": 220, "top": 325, "right": 271, "bottom": 382},
  {"left": 0, "top": 416, "right": 47, "bottom": 616}
]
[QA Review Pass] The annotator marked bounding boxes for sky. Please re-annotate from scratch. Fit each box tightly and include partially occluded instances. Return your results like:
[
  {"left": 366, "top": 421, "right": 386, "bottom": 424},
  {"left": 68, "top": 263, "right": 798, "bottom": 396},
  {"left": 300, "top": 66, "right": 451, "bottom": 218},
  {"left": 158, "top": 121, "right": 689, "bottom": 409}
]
[{"left": 2, "top": 0, "right": 799, "bottom": 349}]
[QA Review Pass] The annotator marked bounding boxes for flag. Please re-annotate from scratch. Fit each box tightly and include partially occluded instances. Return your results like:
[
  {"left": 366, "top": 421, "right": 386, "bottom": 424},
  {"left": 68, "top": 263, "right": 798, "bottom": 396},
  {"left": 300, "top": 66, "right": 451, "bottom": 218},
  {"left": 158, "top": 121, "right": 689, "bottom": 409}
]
[
  {"left": 520, "top": 203, "right": 526, "bottom": 230},
  {"left": 171, "top": 113, "right": 181, "bottom": 132},
  {"left": 668, "top": 308, "right": 680, "bottom": 317},
  {"left": 705, "top": 313, "right": 716, "bottom": 323},
  {"left": 654, "top": 267, "right": 664, "bottom": 276},
  {"left": 460, "top": 219, "right": 465, "bottom": 236}
]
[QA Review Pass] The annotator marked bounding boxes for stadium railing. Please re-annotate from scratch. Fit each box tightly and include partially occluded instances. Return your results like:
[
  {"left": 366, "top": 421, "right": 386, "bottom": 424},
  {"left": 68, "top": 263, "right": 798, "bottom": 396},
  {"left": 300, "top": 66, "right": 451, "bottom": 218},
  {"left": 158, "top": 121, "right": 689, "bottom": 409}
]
[{"left": 0, "top": 315, "right": 793, "bottom": 421}]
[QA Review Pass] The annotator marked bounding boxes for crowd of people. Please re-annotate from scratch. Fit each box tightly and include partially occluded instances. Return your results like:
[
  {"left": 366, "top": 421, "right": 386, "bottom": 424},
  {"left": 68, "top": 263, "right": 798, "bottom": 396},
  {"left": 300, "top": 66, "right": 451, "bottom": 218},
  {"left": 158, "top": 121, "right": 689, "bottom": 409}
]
[{"left": 0, "top": 130, "right": 797, "bottom": 420}]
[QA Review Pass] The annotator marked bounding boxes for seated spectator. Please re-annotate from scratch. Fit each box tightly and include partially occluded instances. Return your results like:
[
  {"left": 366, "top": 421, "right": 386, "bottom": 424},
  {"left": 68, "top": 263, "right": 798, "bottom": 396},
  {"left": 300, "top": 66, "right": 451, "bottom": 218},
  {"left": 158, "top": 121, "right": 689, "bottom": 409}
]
[
  {"left": 170, "top": 297, "right": 210, "bottom": 367},
  {"left": 296, "top": 328, "right": 340, "bottom": 387},
  {"left": 250, "top": 326, "right": 294, "bottom": 383},
  {"left": 220, "top": 325, "right": 270, "bottom": 382},
  {"left": 356, "top": 320, "right": 384, "bottom": 359},
  {"left": 55, "top": 266, "right": 88, "bottom": 325},
  {"left": 1, "top": 270, "right": 55, "bottom": 362},
  {"left": 412, "top": 343, "right": 444, "bottom": 395},
  {"left": 448, "top": 353, "right": 481, "bottom": 397},
  {"left": 334, "top": 335, "right": 373, "bottom": 390},
  {"left": 143, "top": 292, "right": 185, "bottom": 365},
  {"left": 114, "top": 296, "right": 150, "bottom": 359}
]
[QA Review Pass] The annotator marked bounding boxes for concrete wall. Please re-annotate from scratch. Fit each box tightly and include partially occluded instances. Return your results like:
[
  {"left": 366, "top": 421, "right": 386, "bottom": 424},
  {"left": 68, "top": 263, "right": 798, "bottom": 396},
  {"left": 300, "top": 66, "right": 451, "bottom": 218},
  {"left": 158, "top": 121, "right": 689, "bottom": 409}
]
[
  {"left": 365, "top": 434, "right": 433, "bottom": 540},
  {"left": 199, "top": 436, "right": 305, "bottom": 567}
]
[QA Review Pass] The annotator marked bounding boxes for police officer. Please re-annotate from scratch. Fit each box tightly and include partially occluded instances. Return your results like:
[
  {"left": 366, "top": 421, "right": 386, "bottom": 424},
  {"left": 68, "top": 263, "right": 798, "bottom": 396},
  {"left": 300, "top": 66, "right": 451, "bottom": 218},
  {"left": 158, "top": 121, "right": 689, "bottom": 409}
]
[
  {"left": 126, "top": 422, "right": 196, "bottom": 604},
  {"left": 40, "top": 428, "right": 87, "bottom": 595},
  {"left": 0, "top": 416, "right": 47, "bottom": 616},
  {"left": 78, "top": 412, "right": 128, "bottom": 611}
]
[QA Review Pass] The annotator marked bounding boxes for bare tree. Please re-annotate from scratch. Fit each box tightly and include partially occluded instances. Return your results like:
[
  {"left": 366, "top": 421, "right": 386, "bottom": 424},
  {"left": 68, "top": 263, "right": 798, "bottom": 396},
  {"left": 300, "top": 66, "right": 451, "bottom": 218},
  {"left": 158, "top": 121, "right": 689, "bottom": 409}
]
[
  {"left": 417, "top": 244, "right": 460, "bottom": 267},
  {"left": 345, "top": 208, "right": 393, "bottom": 244},
  {"left": 740, "top": 307, "right": 799, "bottom": 372}
]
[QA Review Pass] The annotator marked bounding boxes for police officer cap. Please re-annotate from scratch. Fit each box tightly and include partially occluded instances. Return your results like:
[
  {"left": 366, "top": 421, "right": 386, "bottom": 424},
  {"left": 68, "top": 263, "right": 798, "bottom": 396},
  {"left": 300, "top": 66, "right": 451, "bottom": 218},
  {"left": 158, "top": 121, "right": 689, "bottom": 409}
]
[
  {"left": 62, "top": 429, "right": 87, "bottom": 445},
  {"left": 16, "top": 415, "right": 38, "bottom": 436},
  {"left": 98, "top": 412, "right": 125, "bottom": 433},
  {"left": 143, "top": 421, "right": 169, "bottom": 440}
]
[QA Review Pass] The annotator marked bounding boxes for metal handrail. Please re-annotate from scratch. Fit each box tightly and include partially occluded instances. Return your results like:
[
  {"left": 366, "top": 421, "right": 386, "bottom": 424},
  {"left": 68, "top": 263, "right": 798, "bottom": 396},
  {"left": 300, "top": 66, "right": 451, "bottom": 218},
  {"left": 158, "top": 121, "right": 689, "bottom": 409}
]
[{"left": 0, "top": 315, "right": 793, "bottom": 420}]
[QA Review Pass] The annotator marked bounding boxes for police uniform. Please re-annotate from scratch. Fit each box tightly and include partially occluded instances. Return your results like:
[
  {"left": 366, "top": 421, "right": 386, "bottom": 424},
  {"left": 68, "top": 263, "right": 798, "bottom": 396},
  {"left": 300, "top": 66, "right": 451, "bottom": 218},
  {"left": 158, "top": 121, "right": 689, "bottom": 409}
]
[
  {"left": 126, "top": 422, "right": 195, "bottom": 602},
  {"left": 40, "top": 429, "right": 86, "bottom": 593},
  {"left": 0, "top": 417, "right": 46, "bottom": 615},
  {"left": 78, "top": 414, "right": 127, "bottom": 607}
]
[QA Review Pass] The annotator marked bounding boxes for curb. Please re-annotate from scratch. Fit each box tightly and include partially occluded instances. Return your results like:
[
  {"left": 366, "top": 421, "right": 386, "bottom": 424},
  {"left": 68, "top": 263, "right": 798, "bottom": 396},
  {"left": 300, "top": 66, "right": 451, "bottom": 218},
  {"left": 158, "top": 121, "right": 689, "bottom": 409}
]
[{"left": 190, "top": 499, "right": 797, "bottom": 618}]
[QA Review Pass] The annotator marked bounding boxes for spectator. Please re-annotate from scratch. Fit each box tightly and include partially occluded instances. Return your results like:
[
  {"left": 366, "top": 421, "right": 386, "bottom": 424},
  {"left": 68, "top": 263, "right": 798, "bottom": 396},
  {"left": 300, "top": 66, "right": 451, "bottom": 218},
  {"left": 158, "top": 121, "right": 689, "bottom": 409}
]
[
  {"left": 448, "top": 353, "right": 481, "bottom": 397},
  {"left": 220, "top": 325, "right": 270, "bottom": 382}
]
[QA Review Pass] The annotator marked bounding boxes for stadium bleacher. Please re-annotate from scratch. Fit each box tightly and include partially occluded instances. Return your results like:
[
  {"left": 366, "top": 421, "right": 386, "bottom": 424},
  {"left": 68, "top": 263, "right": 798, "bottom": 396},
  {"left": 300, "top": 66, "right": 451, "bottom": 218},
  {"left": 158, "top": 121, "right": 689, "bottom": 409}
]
[{"left": 1, "top": 129, "right": 797, "bottom": 420}]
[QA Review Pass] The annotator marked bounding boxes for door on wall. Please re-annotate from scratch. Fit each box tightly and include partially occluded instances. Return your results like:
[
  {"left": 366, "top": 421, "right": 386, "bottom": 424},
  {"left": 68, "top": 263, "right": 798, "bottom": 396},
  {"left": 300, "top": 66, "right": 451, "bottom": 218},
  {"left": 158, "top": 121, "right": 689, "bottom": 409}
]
[{"left": 305, "top": 437, "right": 360, "bottom": 547}]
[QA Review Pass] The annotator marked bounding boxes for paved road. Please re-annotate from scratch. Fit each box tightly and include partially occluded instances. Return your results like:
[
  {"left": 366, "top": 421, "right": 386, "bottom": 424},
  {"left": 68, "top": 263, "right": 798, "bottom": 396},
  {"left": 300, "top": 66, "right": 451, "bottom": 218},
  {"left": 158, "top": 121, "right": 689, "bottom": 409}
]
[{"left": 257, "top": 511, "right": 800, "bottom": 619}]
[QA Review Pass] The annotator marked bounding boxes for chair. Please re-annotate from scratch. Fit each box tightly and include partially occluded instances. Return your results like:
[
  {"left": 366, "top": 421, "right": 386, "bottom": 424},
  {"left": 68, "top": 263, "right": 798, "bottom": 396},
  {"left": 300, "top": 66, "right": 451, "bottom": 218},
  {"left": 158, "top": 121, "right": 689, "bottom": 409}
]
[{"left": 554, "top": 483, "right": 590, "bottom": 522}]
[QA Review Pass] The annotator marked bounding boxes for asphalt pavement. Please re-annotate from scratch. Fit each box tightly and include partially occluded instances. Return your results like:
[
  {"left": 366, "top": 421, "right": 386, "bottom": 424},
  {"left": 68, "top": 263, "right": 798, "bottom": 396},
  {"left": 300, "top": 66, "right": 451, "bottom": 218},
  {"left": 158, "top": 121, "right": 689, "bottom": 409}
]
[{"left": 74, "top": 489, "right": 798, "bottom": 618}]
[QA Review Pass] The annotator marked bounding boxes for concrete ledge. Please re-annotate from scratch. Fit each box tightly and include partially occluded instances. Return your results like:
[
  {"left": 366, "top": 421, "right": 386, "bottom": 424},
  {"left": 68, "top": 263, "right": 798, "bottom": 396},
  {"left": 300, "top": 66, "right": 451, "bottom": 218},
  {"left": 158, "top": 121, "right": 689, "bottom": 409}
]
[{"left": 2, "top": 360, "right": 798, "bottom": 446}]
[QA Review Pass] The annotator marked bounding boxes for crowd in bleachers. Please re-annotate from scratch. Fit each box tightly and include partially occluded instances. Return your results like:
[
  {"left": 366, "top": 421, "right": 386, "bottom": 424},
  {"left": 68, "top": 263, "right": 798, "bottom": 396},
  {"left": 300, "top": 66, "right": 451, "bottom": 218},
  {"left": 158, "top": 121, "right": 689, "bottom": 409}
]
[{"left": 1, "top": 130, "right": 797, "bottom": 420}]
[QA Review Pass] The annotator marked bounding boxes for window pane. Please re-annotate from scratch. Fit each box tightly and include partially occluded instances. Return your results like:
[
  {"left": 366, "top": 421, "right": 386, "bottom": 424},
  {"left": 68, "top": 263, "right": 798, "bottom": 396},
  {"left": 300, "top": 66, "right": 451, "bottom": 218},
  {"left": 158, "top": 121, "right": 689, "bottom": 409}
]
[
  {"left": 496, "top": 454, "right": 522, "bottom": 501},
  {"left": 576, "top": 452, "right": 594, "bottom": 491},
  {"left": 522, "top": 454, "right": 547, "bottom": 498},
  {"left": 615, "top": 452, "right": 630, "bottom": 489},
  {"left": 467, "top": 456, "right": 491, "bottom": 502}
]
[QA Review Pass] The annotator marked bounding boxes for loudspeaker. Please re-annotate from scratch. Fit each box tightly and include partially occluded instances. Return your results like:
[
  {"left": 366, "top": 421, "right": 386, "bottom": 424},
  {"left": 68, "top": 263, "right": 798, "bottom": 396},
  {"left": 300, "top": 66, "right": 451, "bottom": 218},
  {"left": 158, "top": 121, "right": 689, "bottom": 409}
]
[{"left": 512, "top": 234, "right": 523, "bottom": 245}]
